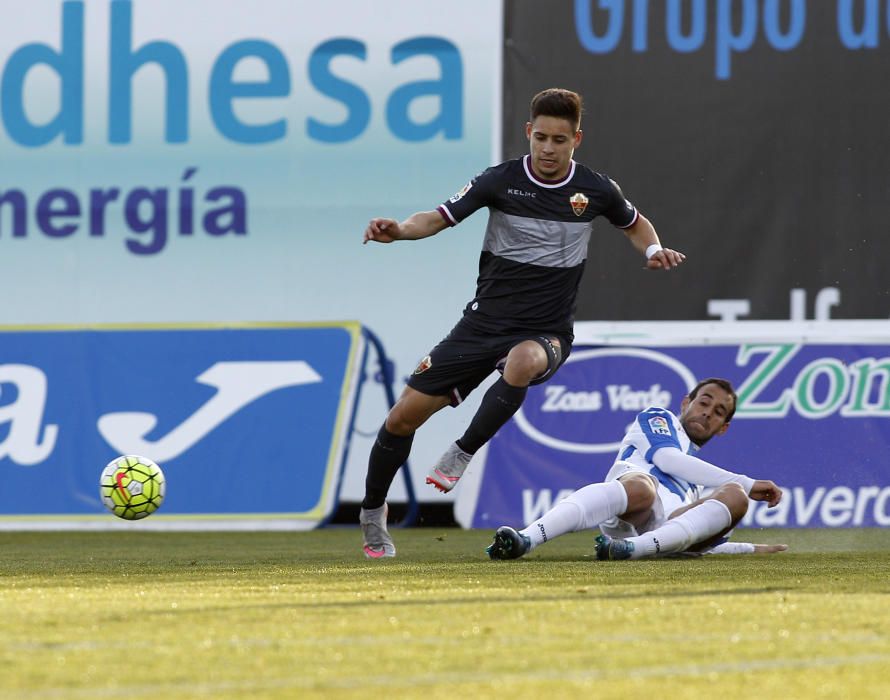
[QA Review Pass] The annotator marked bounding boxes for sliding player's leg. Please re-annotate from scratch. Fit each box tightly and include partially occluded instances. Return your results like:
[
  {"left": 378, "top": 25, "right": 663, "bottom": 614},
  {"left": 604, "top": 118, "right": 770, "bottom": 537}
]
[
  {"left": 596, "top": 482, "right": 750, "bottom": 560},
  {"left": 486, "top": 472, "right": 653, "bottom": 560}
]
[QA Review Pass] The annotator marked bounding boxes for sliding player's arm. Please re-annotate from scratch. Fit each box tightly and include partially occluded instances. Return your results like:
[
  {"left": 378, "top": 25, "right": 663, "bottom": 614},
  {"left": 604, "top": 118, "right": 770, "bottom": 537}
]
[
  {"left": 651, "top": 447, "right": 756, "bottom": 492},
  {"left": 704, "top": 542, "right": 789, "bottom": 555},
  {"left": 651, "top": 447, "right": 783, "bottom": 507}
]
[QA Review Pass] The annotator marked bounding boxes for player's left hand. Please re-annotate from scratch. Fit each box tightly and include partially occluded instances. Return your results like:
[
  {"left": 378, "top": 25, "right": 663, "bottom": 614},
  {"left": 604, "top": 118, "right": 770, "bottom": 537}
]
[
  {"left": 749, "top": 479, "right": 783, "bottom": 507},
  {"left": 645, "top": 247, "right": 686, "bottom": 270}
]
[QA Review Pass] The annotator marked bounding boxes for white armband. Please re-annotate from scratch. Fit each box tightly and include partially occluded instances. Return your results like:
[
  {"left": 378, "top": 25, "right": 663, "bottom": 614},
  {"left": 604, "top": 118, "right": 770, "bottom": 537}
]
[{"left": 645, "top": 244, "right": 663, "bottom": 259}]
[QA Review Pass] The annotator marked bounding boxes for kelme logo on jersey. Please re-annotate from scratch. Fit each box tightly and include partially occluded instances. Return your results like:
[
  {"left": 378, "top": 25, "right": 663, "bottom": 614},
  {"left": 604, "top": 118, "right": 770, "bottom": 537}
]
[
  {"left": 648, "top": 415, "right": 671, "bottom": 436},
  {"left": 569, "top": 192, "right": 588, "bottom": 216},
  {"left": 413, "top": 355, "right": 433, "bottom": 375},
  {"left": 449, "top": 180, "right": 474, "bottom": 203}
]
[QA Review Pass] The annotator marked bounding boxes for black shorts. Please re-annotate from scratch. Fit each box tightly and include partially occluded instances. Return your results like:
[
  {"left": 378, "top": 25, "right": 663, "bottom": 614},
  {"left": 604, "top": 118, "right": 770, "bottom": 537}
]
[{"left": 407, "top": 320, "right": 572, "bottom": 406}]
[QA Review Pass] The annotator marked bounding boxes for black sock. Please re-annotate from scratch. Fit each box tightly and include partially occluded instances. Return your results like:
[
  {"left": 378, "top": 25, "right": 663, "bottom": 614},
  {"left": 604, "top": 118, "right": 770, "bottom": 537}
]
[
  {"left": 362, "top": 425, "right": 415, "bottom": 510},
  {"left": 457, "top": 377, "right": 528, "bottom": 454}
]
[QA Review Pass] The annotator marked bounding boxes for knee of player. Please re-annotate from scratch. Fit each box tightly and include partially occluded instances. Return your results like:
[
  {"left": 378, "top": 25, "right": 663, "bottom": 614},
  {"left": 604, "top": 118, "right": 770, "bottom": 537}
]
[
  {"left": 385, "top": 405, "right": 424, "bottom": 435},
  {"left": 385, "top": 389, "right": 448, "bottom": 434},
  {"left": 717, "top": 482, "right": 750, "bottom": 521},
  {"left": 503, "top": 343, "right": 548, "bottom": 382},
  {"left": 620, "top": 474, "right": 657, "bottom": 511}
]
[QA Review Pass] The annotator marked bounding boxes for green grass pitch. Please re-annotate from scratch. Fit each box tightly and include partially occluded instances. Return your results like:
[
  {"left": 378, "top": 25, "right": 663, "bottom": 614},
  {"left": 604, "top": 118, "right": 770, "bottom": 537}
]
[{"left": 2, "top": 528, "right": 889, "bottom": 699}]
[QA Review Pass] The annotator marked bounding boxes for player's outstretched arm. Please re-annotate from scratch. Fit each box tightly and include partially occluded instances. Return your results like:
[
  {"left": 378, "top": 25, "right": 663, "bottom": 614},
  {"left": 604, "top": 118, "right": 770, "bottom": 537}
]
[
  {"left": 704, "top": 542, "right": 789, "bottom": 555},
  {"left": 363, "top": 210, "right": 448, "bottom": 244},
  {"left": 621, "top": 214, "right": 686, "bottom": 270}
]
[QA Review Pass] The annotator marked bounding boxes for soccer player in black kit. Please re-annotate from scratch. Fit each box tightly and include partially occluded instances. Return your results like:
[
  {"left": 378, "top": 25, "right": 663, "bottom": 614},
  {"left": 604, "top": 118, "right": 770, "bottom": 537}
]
[{"left": 359, "top": 88, "right": 686, "bottom": 558}]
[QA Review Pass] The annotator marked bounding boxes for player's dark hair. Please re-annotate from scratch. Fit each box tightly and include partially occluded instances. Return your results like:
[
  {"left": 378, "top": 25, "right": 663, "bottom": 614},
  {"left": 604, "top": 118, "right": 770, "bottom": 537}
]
[
  {"left": 530, "top": 88, "right": 583, "bottom": 130},
  {"left": 688, "top": 378, "right": 737, "bottom": 422}
]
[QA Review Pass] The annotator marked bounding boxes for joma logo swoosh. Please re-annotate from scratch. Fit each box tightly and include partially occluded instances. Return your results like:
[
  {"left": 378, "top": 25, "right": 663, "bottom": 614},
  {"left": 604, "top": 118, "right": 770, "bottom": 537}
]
[{"left": 97, "top": 361, "right": 321, "bottom": 461}]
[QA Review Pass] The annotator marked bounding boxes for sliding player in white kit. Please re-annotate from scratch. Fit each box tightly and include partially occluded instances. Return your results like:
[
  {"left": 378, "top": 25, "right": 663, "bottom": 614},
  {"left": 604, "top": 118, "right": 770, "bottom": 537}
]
[{"left": 486, "top": 378, "right": 786, "bottom": 560}]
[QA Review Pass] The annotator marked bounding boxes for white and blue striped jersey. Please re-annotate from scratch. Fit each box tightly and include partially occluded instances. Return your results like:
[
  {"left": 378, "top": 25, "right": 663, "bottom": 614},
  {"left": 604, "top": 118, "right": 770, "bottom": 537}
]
[{"left": 612, "top": 406, "right": 702, "bottom": 503}]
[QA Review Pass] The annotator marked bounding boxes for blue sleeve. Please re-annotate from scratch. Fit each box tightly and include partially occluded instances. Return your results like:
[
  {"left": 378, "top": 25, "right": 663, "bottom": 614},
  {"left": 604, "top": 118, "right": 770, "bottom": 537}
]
[
  {"left": 437, "top": 167, "right": 497, "bottom": 225},
  {"left": 636, "top": 408, "right": 681, "bottom": 463}
]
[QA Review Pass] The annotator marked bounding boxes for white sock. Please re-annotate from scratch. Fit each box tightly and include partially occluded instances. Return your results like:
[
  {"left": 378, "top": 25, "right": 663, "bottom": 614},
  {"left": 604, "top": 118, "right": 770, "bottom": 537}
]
[
  {"left": 521, "top": 480, "right": 628, "bottom": 549},
  {"left": 625, "top": 499, "right": 732, "bottom": 559}
]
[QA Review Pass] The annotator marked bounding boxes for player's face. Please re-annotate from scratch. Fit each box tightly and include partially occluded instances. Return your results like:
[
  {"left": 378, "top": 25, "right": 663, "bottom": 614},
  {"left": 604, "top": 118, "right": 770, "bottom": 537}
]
[
  {"left": 679, "top": 383, "right": 734, "bottom": 446},
  {"left": 526, "top": 116, "right": 582, "bottom": 181}
]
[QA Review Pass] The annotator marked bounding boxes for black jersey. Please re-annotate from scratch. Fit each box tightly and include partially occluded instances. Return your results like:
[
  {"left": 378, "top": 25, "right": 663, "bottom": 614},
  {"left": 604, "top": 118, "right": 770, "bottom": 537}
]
[{"left": 437, "top": 155, "right": 638, "bottom": 339}]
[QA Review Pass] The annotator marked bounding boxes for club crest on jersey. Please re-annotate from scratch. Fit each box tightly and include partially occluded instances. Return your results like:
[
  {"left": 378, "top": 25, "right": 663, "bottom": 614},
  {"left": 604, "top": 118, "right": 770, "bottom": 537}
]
[
  {"left": 569, "top": 192, "right": 589, "bottom": 216},
  {"left": 413, "top": 355, "right": 433, "bottom": 375},
  {"left": 449, "top": 180, "right": 474, "bottom": 204},
  {"left": 648, "top": 415, "right": 671, "bottom": 436}
]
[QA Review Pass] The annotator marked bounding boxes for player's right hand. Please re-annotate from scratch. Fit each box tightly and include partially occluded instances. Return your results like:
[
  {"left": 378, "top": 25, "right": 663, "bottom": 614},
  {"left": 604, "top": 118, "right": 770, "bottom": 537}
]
[
  {"left": 749, "top": 479, "right": 783, "bottom": 507},
  {"left": 363, "top": 218, "right": 400, "bottom": 244}
]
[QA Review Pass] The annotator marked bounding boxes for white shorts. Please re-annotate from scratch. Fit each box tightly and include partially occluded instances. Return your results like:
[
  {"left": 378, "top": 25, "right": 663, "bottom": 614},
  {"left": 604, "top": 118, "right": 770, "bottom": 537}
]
[{"left": 598, "top": 461, "right": 694, "bottom": 538}]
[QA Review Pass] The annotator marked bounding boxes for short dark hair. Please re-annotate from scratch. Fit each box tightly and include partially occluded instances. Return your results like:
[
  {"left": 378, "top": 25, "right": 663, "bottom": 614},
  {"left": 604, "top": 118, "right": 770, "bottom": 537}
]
[
  {"left": 688, "top": 377, "right": 738, "bottom": 422},
  {"left": 530, "top": 88, "right": 583, "bottom": 130}
]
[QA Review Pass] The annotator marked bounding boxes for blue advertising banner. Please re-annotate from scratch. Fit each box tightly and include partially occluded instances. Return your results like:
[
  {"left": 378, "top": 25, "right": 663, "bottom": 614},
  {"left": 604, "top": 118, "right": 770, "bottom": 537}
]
[
  {"left": 0, "top": 1, "right": 503, "bottom": 506},
  {"left": 459, "top": 322, "right": 890, "bottom": 530},
  {"left": 0, "top": 322, "right": 364, "bottom": 528}
]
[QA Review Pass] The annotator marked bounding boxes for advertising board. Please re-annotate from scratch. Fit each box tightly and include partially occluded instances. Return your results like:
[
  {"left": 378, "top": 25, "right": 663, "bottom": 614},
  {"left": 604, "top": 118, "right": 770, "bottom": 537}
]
[
  {"left": 457, "top": 321, "right": 890, "bottom": 529},
  {"left": 0, "top": 1, "right": 504, "bottom": 505},
  {"left": 0, "top": 322, "right": 364, "bottom": 529}
]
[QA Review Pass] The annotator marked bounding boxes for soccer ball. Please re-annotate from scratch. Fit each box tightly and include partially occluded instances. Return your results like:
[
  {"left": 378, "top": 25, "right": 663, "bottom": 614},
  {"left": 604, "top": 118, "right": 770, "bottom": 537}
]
[{"left": 99, "top": 455, "right": 166, "bottom": 520}]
